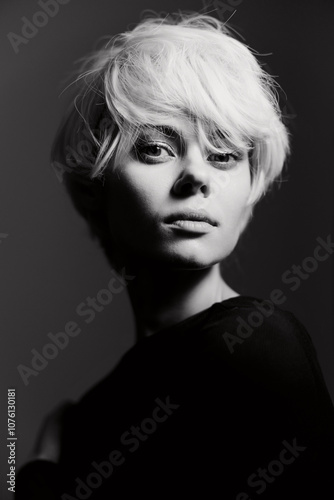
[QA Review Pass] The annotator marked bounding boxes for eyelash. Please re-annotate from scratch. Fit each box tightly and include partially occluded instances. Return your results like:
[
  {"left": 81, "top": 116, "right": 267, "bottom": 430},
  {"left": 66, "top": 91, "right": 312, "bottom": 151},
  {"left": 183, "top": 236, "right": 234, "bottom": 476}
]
[
  {"left": 135, "top": 142, "right": 175, "bottom": 162},
  {"left": 134, "top": 141, "right": 241, "bottom": 169}
]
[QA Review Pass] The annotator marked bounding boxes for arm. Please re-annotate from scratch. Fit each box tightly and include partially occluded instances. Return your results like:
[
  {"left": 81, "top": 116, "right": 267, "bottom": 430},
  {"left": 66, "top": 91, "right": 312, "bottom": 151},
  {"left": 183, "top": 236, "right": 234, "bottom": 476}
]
[{"left": 16, "top": 401, "right": 73, "bottom": 500}]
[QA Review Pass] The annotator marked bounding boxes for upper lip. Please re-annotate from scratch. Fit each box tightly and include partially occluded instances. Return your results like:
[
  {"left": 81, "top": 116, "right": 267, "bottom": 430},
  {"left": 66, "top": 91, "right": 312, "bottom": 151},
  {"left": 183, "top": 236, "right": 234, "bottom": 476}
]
[{"left": 164, "top": 209, "right": 218, "bottom": 226}]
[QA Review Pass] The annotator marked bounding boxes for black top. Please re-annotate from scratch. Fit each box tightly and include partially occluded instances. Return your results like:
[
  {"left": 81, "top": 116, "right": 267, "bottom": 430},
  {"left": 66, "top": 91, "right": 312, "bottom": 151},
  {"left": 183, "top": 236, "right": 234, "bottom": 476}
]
[{"left": 16, "top": 296, "right": 334, "bottom": 499}]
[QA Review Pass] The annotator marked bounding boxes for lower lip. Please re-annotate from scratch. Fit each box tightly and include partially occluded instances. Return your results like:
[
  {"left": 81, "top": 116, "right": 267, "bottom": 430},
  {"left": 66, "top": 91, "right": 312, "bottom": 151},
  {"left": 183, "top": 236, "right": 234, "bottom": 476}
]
[{"left": 165, "top": 220, "right": 216, "bottom": 233}]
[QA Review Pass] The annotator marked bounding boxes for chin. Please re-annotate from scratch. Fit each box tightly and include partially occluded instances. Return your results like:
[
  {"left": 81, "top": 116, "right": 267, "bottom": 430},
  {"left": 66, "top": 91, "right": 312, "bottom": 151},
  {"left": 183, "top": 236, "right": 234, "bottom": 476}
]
[
  {"left": 144, "top": 247, "right": 227, "bottom": 270},
  {"left": 120, "top": 238, "right": 235, "bottom": 270}
]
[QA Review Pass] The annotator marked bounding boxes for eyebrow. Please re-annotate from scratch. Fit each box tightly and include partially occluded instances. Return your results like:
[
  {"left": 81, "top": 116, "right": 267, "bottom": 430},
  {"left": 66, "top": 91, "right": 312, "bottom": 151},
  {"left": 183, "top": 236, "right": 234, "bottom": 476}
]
[
  {"left": 137, "top": 124, "right": 233, "bottom": 152},
  {"left": 139, "top": 125, "right": 184, "bottom": 140},
  {"left": 141, "top": 124, "right": 228, "bottom": 143}
]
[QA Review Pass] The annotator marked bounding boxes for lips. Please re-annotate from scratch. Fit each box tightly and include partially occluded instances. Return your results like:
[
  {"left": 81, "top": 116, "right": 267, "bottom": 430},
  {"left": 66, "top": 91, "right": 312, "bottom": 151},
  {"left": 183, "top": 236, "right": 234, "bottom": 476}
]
[{"left": 164, "top": 209, "right": 218, "bottom": 226}]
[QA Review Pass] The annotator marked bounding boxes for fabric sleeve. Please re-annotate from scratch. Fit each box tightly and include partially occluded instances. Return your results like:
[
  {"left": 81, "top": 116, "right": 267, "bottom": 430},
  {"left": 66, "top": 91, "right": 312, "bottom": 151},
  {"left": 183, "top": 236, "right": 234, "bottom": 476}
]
[
  {"left": 202, "top": 304, "right": 334, "bottom": 497},
  {"left": 15, "top": 401, "right": 75, "bottom": 499}
]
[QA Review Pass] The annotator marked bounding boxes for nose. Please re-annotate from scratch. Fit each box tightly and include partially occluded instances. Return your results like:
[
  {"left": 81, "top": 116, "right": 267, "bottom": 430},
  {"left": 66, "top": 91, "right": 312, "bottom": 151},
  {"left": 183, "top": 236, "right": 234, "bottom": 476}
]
[{"left": 172, "top": 144, "right": 211, "bottom": 197}]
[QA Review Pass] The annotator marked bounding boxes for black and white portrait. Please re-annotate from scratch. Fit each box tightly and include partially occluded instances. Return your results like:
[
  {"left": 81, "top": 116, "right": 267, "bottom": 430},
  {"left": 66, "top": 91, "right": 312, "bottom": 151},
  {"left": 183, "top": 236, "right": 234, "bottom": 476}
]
[{"left": 1, "top": 1, "right": 334, "bottom": 498}]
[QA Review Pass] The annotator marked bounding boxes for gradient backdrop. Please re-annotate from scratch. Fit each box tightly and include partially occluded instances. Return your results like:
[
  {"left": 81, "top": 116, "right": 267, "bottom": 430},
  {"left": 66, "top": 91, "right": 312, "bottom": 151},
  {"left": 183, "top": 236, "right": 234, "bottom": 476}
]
[{"left": 1, "top": 0, "right": 333, "bottom": 491}]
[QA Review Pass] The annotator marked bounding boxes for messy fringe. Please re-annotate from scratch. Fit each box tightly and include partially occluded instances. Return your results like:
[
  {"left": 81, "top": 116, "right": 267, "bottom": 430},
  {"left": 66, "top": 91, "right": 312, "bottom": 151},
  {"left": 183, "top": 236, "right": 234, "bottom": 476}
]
[{"left": 51, "top": 11, "right": 290, "bottom": 206}]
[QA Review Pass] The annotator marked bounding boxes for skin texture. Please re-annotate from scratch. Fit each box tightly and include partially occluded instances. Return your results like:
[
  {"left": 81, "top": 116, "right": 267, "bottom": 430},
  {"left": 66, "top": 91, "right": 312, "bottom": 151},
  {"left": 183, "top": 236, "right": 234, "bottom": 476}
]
[
  {"left": 103, "top": 116, "right": 253, "bottom": 270},
  {"left": 100, "top": 115, "right": 254, "bottom": 338}
]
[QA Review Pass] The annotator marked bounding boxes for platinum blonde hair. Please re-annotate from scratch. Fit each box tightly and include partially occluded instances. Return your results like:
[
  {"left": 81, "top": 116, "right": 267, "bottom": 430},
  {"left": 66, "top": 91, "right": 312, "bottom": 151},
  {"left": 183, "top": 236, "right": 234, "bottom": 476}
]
[{"left": 51, "top": 11, "right": 290, "bottom": 264}]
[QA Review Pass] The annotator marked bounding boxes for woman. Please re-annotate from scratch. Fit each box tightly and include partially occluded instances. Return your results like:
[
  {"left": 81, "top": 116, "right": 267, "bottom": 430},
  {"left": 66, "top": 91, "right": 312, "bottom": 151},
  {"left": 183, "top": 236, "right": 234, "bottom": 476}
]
[{"left": 17, "top": 11, "right": 334, "bottom": 499}]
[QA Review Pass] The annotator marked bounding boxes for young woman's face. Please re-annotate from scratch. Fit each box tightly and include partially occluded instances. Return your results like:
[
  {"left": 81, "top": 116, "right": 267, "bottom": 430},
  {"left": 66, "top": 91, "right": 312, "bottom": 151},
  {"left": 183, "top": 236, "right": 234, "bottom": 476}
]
[{"left": 103, "top": 116, "right": 252, "bottom": 269}]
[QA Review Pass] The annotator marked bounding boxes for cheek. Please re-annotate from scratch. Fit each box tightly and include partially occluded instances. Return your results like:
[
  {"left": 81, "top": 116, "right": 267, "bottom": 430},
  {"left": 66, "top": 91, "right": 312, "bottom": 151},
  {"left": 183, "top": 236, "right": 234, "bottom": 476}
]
[
  {"left": 214, "top": 182, "right": 252, "bottom": 251},
  {"left": 104, "top": 169, "right": 161, "bottom": 239},
  {"left": 107, "top": 163, "right": 173, "bottom": 214},
  {"left": 221, "top": 166, "right": 252, "bottom": 224}
]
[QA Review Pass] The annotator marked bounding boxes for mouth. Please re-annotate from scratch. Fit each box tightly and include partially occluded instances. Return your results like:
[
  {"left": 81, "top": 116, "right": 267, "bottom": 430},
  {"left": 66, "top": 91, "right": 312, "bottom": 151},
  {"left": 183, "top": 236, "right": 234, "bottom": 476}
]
[
  {"left": 164, "top": 209, "right": 218, "bottom": 233},
  {"left": 164, "top": 209, "right": 218, "bottom": 226}
]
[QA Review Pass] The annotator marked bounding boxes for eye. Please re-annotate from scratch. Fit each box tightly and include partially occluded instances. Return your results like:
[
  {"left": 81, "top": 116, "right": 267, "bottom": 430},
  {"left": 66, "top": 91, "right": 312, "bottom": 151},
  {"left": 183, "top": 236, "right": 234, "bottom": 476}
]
[
  {"left": 134, "top": 142, "right": 176, "bottom": 164},
  {"left": 207, "top": 151, "right": 240, "bottom": 169}
]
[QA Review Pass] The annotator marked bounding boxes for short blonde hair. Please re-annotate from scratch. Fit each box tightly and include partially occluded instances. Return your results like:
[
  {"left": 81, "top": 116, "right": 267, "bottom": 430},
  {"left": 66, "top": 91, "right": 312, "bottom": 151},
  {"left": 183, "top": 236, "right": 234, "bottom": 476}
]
[{"left": 51, "top": 11, "right": 290, "bottom": 263}]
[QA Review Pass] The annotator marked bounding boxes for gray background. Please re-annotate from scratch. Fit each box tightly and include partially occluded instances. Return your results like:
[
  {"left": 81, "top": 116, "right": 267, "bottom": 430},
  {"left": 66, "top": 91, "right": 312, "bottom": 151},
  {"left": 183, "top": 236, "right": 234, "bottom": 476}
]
[{"left": 1, "top": 0, "right": 333, "bottom": 493}]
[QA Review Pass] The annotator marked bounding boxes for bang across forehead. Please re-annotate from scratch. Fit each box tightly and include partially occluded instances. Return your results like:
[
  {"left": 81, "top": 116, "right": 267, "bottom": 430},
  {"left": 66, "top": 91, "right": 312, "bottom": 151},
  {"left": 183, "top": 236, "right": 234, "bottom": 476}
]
[
  {"left": 109, "top": 27, "right": 265, "bottom": 159},
  {"left": 107, "top": 24, "right": 272, "bottom": 166},
  {"left": 52, "top": 13, "right": 289, "bottom": 205}
]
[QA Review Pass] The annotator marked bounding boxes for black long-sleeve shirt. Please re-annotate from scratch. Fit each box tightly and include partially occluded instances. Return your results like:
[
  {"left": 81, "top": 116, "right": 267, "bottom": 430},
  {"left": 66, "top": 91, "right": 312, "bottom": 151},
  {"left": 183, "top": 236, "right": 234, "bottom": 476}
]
[{"left": 16, "top": 296, "right": 334, "bottom": 499}]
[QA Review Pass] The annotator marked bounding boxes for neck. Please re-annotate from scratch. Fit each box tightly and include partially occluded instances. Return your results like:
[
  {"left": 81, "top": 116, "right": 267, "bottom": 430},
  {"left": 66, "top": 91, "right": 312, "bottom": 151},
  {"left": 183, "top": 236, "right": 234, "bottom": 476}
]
[{"left": 125, "top": 263, "right": 239, "bottom": 341}]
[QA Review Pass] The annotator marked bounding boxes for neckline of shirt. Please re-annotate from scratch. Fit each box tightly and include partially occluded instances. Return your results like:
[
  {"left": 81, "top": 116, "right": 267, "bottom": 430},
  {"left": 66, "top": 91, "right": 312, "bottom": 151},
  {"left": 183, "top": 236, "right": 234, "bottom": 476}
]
[{"left": 123, "top": 295, "right": 261, "bottom": 358}]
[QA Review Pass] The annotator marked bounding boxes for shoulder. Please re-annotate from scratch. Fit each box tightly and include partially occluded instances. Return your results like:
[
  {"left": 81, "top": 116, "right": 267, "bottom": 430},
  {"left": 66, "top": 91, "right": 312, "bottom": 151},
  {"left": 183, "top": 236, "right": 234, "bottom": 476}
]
[
  {"left": 202, "top": 296, "right": 329, "bottom": 396},
  {"left": 205, "top": 295, "right": 334, "bottom": 436},
  {"left": 207, "top": 295, "right": 316, "bottom": 358},
  {"left": 203, "top": 295, "right": 334, "bottom": 410}
]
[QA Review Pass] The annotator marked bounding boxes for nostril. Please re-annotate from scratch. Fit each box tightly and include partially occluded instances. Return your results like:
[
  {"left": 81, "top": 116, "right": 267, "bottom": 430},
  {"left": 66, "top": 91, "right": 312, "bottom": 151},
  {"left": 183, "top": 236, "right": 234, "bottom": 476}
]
[{"left": 172, "top": 172, "right": 210, "bottom": 197}]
